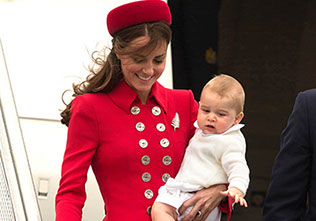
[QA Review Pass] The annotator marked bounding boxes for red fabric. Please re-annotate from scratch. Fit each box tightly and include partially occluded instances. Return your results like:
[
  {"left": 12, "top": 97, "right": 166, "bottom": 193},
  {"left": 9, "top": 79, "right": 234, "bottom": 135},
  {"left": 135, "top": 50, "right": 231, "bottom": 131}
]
[
  {"left": 107, "top": 0, "right": 171, "bottom": 36},
  {"left": 218, "top": 184, "right": 233, "bottom": 220},
  {"left": 218, "top": 196, "right": 234, "bottom": 221},
  {"left": 55, "top": 80, "right": 198, "bottom": 220}
]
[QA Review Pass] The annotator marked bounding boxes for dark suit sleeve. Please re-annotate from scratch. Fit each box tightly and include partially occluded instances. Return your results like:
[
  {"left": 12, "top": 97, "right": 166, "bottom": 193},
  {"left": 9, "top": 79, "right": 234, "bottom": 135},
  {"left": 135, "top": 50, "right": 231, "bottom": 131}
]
[{"left": 263, "top": 92, "right": 312, "bottom": 220}]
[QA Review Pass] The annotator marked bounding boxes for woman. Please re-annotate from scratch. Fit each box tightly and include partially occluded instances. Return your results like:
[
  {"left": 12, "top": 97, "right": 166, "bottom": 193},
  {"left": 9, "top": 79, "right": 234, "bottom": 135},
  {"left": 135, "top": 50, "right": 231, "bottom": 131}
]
[{"left": 55, "top": 1, "right": 230, "bottom": 220}]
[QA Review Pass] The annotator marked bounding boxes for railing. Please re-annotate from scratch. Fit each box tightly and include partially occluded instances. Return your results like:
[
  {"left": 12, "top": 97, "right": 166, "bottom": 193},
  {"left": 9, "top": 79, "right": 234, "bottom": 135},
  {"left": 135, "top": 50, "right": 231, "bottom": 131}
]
[{"left": 0, "top": 38, "right": 42, "bottom": 221}]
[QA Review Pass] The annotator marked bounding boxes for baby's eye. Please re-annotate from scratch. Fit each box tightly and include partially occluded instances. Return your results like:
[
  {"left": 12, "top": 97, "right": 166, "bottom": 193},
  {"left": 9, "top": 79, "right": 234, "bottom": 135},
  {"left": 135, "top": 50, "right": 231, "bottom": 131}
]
[
  {"left": 203, "top": 109, "right": 210, "bottom": 113},
  {"left": 218, "top": 113, "right": 226, "bottom": 116}
]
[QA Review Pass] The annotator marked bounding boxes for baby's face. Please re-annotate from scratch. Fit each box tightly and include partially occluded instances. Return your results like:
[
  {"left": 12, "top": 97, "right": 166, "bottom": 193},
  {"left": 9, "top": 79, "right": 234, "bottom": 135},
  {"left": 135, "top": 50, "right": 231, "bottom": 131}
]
[{"left": 197, "top": 91, "right": 242, "bottom": 134}]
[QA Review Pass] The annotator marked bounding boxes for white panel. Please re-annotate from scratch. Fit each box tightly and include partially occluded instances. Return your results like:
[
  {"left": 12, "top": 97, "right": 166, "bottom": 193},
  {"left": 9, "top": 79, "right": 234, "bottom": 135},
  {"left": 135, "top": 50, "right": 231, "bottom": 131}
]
[{"left": 20, "top": 118, "right": 104, "bottom": 221}]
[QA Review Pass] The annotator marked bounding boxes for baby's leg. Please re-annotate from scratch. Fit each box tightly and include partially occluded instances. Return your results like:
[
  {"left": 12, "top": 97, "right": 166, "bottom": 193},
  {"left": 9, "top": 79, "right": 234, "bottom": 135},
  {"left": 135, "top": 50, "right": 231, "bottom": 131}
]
[{"left": 151, "top": 202, "right": 178, "bottom": 221}]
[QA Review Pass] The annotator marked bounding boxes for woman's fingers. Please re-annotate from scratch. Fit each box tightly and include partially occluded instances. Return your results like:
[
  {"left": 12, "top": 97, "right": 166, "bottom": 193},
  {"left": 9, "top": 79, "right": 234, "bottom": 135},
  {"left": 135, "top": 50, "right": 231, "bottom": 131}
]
[{"left": 180, "top": 184, "right": 226, "bottom": 221}]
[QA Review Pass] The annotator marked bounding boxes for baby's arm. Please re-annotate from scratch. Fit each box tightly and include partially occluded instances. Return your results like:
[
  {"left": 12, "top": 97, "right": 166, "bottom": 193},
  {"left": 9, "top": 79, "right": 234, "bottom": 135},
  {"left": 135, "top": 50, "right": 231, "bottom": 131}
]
[{"left": 220, "top": 187, "right": 247, "bottom": 207}]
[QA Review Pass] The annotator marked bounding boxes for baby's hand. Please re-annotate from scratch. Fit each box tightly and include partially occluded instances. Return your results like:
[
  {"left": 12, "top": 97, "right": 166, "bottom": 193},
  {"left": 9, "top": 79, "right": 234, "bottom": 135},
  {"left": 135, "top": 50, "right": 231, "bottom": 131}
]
[{"left": 220, "top": 187, "right": 248, "bottom": 207}]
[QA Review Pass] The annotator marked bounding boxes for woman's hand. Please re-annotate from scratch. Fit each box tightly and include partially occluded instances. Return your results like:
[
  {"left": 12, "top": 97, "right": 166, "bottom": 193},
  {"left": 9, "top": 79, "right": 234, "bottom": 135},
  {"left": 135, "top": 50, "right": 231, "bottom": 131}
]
[{"left": 179, "top": 184, "right": 227, "bottom": 221}]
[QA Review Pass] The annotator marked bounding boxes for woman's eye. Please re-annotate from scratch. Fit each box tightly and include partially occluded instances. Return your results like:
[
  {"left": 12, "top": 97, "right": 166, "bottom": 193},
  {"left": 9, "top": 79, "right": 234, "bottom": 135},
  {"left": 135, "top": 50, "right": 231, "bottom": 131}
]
[
  {"left": 154, "top": 59, "right": 164, "bottom": 64},
  {"left": 133, "top": 58, "right": 144, "bottom": 63}
]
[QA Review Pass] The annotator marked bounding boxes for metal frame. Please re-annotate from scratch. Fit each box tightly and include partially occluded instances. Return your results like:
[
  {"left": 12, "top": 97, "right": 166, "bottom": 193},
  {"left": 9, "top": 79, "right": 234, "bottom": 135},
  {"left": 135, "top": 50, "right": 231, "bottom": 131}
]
[{"left": 0, "top": 38, "right": 42, "bottom": 221}]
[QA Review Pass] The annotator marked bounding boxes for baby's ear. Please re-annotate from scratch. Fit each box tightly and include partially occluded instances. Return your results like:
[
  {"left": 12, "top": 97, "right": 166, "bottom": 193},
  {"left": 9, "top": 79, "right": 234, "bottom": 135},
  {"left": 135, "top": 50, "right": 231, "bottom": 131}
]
[{"left": 234, "top": 112, "right": 244, "bottom": 125}]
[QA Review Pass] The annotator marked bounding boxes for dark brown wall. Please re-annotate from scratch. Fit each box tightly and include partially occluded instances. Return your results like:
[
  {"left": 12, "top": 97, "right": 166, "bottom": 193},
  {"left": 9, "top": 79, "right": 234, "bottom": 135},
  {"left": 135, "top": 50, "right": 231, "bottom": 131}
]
[{"left": 218, "top": 0, "right": 316, "bottom": 219}]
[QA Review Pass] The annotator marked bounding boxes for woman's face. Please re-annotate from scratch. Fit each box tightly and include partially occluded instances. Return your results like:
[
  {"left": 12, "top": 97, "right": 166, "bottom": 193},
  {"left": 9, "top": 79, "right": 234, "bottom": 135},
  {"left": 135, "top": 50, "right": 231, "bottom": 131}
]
[{"left": 119, "top": 36, "right": 168, "bottom": 103}]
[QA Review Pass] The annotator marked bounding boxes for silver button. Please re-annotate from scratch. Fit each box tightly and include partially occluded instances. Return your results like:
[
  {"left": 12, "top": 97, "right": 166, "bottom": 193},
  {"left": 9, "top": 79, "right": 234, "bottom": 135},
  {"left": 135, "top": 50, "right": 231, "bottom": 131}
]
[
  {"left": 162, "top": 156, "right": 172, "bottom": 166},
  {"left": 160, "top": 138, "right": 170, "bottom": 148},
  {"left": 139, "top": 139, "right": 148, "bottom": 148},
  {"left": 156, "top": 123, "right": 166, "bottom": 132},
  {"left": 147, "top": 206, "right": 152, "bottom": 215},
  {"left": 141, "top": 155, "right": 150, "bottom": 165},
  {"left": 131, "top": 106, "right": 140, "bottom": 115},
  {"left": 136, "top": 122, "right": 145, "bottom": 132},
  {"left": 142, "top": 172, "right": 151, "bottom": 182},
  {"left": 144, "top": 189, "right": 154, "bottom": 199},
  {"left": 151, "top": 106, "right": 161, "bottom": 116},
  {"left": 162, "top": 173, "right": 171, "bottom": 183}
]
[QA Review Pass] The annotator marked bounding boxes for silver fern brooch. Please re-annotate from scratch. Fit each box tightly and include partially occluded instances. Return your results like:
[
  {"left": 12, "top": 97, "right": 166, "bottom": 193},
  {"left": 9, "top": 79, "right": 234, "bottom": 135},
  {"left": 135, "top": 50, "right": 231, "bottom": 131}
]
[{"left": 171, "top": 112, "right": 180, "bottom": 131}]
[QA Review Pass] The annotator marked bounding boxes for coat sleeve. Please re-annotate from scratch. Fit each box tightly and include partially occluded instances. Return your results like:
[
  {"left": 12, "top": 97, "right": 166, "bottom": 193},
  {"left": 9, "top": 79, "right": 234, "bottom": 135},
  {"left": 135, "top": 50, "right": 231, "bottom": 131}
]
[
  {"left": 55, "top": 96, "right": 99, "bottom": 221},
  {"left": 263, "top": 92, "right": 312, "bottom": 220}
]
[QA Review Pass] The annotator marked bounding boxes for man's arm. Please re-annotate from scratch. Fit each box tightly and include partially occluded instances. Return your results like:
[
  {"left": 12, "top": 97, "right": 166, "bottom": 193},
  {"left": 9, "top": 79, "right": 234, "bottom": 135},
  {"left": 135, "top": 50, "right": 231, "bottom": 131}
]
[{"left": 263, "top": 92, "right": 312, "bottom": 220}]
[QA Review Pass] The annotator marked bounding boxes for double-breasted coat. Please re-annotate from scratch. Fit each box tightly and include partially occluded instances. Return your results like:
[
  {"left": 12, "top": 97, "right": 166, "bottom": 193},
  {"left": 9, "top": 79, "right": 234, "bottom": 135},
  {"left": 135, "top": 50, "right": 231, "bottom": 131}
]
[{"left": 55, "top": 80, "right": 201, "bottom": 220}]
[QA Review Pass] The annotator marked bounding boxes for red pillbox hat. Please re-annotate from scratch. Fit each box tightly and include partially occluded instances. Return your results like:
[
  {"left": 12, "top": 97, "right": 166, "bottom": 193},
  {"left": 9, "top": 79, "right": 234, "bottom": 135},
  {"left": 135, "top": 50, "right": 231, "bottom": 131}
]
[{"left": 107, "top": 0, "right": 172, "bottom": 36}]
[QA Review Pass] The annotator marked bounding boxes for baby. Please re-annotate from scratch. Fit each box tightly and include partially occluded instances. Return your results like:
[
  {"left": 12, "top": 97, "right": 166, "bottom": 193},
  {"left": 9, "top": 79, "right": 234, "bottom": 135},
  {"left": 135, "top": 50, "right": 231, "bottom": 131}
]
[{"left": 151, "top": 74, "right": 250, "bottom": 221}]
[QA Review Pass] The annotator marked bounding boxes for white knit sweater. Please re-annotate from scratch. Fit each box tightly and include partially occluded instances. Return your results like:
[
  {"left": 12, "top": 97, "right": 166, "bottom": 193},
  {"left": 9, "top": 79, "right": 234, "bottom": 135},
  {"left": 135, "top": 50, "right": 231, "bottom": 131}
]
[{"left": 175, "top": 123, "right": 250, "bottom": 195}]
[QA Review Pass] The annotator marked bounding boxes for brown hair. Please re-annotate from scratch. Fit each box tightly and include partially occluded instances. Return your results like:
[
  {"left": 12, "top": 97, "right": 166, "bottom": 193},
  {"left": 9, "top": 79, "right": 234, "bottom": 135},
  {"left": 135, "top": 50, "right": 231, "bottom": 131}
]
[
  {"left": 203, "top": 74, "right": 245, "bottom": 113},
  {"left": 60, "top": 21, "right": 171, "bottom": 126}
]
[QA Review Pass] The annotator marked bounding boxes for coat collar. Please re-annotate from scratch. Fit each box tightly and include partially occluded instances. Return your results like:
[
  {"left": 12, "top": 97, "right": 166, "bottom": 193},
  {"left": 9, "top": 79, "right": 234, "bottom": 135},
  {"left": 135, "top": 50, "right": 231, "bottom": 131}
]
[{"left": 108, "top": 79, "right": 168, "bottom": 114}]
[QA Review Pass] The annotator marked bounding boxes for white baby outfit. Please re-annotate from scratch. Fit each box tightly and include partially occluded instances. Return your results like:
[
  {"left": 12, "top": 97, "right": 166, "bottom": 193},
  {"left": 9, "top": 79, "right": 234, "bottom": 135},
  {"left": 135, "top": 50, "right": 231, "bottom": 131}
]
[{"left": 155, "top": 122, "right": 250, "bottom": 221}]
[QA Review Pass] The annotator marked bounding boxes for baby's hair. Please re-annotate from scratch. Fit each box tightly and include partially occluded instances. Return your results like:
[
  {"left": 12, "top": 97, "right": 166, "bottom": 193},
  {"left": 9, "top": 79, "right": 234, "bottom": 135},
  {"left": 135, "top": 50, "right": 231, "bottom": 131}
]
[{"left": 203, "top": 74, "right": 245, "bottom": 113}]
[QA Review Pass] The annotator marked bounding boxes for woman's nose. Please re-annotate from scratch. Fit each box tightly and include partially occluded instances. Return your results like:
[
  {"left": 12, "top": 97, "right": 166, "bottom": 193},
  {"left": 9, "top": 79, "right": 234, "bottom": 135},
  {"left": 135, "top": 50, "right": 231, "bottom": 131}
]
[{"left": 142, "top": 62, "right": 154, "bottom": 75}]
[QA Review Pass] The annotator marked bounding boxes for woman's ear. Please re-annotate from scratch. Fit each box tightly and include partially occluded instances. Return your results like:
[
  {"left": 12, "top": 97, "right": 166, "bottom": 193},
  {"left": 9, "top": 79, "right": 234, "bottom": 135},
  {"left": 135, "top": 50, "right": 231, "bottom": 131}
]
[{"left": 234, "top": 112, "right": 244, "bottom": 125}]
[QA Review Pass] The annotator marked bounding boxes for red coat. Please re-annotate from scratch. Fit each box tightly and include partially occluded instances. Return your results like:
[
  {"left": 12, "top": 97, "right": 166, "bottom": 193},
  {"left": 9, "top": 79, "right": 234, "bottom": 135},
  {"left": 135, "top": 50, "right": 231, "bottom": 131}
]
[{"left": 55, "top": 80, "right": 232, "bottom": 220}]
